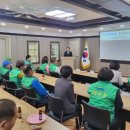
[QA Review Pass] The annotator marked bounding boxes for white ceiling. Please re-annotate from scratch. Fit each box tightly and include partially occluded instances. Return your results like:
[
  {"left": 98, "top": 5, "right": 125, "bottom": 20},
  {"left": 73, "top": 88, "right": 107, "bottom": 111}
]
[
  {"left": 0, "top": 0, "right": 106, "bottom": 22},
  {"left": 90, "top": 0, "right": 130, "bottom": 17},
  {"left": 123, "top": 0, "right": 130, "bottom": 4}
]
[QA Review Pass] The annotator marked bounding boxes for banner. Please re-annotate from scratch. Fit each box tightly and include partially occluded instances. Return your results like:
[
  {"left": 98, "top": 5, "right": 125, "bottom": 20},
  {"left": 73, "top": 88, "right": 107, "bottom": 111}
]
[{"left": 81, "top": 42, "right": 90, "bottom": 70}]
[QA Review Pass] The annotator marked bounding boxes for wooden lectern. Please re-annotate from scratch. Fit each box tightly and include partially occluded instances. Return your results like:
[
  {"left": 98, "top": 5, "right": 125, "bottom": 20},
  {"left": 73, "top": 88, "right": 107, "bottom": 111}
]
[{"left": 61, "top": 57, "right": 75, "bottom": 69}]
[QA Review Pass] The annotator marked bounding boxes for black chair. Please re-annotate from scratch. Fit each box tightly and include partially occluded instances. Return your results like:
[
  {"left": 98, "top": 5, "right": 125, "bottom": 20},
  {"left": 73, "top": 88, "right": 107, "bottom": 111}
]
[
  {"left": 50, "top": 71, "right": 61, "bottom": 78},
  {"left": 112, "top": 82, "right": 125, "bottom": 90},
  {"left": 82, "top": 100, "right": 110, "bottom": 130},
  {"left": 22, "top": 85, "right": 48, "bottom": 109},
  {"left": 1, "top": 74, "right": 9, "bottom": 80},
  {"left": 36, "top": 69, "right": 44, "bottom": 74},
  {"left": 125, "top": 84, "right": 130, "bottom": 92},
  {"left": 3, "top": 79, "right": 24, "bottom": 98},
  {"left": 48, "top": 95, "right": 80, "bottom": 130}
]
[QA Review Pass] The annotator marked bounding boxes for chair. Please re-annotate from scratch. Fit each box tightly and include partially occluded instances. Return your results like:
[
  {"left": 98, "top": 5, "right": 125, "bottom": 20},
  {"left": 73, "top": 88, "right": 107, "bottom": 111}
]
[
  {"left": 125, "top": 84, "right": 130, "bottom": 92},
  {"left": 48, "top": 95, "right": 80, "bottom": 130},
  {"left": 112, "top": 82, "right": 125, "bottom": 90},
  {"left": 3, "top": 79, "right": 24, "bottom": 98},
  {"left": 22, "top": 85, "right": 48, "bottom": 109},
  {"left": 1, "top": 74, "right": 9, "bottom": 80},
  {"left": 36, "top": 69, "right": 44, "bottom": 74},
  {"left": 50, "top": 71, "right": 61, "bottom": 78},
  {"left": 82, "top": 100, "right": 110, "bottom": 130}
]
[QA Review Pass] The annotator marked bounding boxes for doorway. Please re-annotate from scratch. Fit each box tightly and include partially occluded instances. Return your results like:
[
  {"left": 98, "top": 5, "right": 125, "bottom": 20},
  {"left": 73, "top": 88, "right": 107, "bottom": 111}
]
[{"left": 0, "top": 36, "right": 11, "bottom": 64}]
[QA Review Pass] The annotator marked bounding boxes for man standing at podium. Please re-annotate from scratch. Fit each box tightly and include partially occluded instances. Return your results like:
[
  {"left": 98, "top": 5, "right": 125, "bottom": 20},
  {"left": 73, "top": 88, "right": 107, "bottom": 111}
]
[{"left": 64, "top": 47, "right": 73, "bottom": 57}]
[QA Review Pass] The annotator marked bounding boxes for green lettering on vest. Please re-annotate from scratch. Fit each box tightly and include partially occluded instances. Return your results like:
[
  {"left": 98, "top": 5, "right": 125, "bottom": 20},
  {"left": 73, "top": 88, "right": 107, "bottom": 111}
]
[
  {"left": 88, "top": 81, "right": 119, "bottom": 122},
  {"left": 9, "top": 68, "right": 22, "bottom": 88},
  {"left": 39, "top": 63, "right": 48, "bottom": 74}
]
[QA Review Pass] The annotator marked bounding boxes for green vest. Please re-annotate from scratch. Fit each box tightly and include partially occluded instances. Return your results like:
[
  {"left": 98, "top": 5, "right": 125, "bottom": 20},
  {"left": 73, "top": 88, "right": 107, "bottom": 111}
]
[
  {"left": 24, "top": 60, "right": 35, "bottom": 71},
  {"left": 21, "top": 76, "right": 40, "bottom": 100},
  {"left": 49, "top": 64, "right": 57, "bottom": 72},
  {"left": 9, "top": 68, "right": 22, "bottom": 88},
  {"left": 39, "top": 63, "right": 48, "bottom": 74},
  {"left": 88, "top": 81, "right": 119, "bottom": 122},
  {"left": 128, "top": 76, "right": 130, "bottom": 84},
  {"left": 0, "top": 66, "right": 10, "bottom": 79}
]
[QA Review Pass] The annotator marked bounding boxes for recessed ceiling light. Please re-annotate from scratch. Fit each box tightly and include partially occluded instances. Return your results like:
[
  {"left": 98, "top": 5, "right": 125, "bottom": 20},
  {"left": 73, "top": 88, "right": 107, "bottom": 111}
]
[
  {"left": 58, "top": 29, "right": 62, "bottom": 32},
  {"left": 45, "top": 10, "right": 65, "bottom": 16},
  {"left": 55, "top": 12, "right": 76, "bottom": 18},
  {"left": 69, "top": 31, "right": 73, "bottom": 33},
  {"left": 83, "top": 29, "right": 87, "bottom": 32},
  {"left": 100, "top": 27, "right": 103, "bottom": 30},
  {"left": 1, "top": 23, "right": 6, "bottom": 26},
  {"left": 25, "top": 25, "right": 29, "bottom": 29},
  {"left": 120, "top": 25, "right": 125, "bottom": 28},
  {"left": 5, "top": 7, "right": 10, "bottom": 10},
  {"left": 41, "top": 27, "right": 46, "bottom": 30},
  {"left": 45, "top": 9, "right": 76, "bottom": 19}
]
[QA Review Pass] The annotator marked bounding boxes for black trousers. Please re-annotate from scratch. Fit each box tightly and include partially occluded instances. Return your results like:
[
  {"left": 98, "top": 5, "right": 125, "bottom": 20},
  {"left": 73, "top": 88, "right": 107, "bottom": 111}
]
[{"left": 75, "top": 104, "right": 82, "bottom": 126}]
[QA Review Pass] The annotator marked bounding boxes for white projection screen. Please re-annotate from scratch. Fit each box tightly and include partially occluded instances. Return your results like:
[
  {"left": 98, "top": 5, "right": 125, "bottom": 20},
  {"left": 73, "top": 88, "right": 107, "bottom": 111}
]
[{"left": 100, "top": 29, "right": 130, "bottom": 61}]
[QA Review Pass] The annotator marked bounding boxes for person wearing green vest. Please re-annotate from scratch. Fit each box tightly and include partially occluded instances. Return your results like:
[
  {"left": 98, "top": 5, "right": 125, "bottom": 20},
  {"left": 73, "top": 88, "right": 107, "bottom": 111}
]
[
  {"left": 39, "top": 56, "right": 49, "bottom": 75},
  {"left": 128, "top": 77, "right": 130, "bottom": 84},
  {"left": 9, "top": 60, "right": 24, "bottom": 88},
  {"left": 88, "top": 67, "right": 125, "bottom": 130},
  {"left": 0, "top": 60, "right": 12, "bottom": 80},
  {"left": 24, "top": 55, "right": 35, "bottom": 71},
  {"left": 4, "top": 57, "right": 13, "bottom": 70},
  {"left": 49, "top": 58, "right": 60, "bottom": 74},
  {"left": 22, "top": 65, "right": 48, "bottom": 105}
]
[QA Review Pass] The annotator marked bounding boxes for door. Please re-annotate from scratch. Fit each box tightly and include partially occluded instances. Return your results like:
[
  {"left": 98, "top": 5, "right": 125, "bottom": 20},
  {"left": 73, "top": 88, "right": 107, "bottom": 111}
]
[{"left": 0, "top": 37, "right": 10, "bottom": 64}]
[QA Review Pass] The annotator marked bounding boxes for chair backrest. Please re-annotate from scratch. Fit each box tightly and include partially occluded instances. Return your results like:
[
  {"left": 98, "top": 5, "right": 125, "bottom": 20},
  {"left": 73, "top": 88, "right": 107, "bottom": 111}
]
[
  {"left": 126, "top": 84, "right": 130, "bottom": 92},
  {"left": 50, "top": 72, "right": 60, "bottom": 78},
  {"left": 3, "top": 79, "right": 18, "bottom": 89},
  {"left": 36, "top": 69, "right": 44, "bottom": 74},
  {"left": 48, "top": 95, "right": 64, "bottom": 116},
  {"left": 22, "top": 85, "right": 37, "bottom": 99},
  {"left": 82, "top": 100, "right": 110, "bottom": 130},
  {"left": 1, "top": 74, "right": 9, "bottom": 80},
  {"left": 112, "top": 82, "right": 121, "bottom": 89}
]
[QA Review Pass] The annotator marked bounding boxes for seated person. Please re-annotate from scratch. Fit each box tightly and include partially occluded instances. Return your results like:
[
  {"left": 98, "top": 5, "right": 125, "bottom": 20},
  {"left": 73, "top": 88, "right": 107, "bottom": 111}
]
[
  {"left": 128, "top": 77, "right": 130, "bottom": 84},
  {"left": 0, "top": 99, "right": 17, "bottom": 130},
  {"left": 9, "top": 60, "right": 24, "bottom": 88},
  {"left": 88, "top": 67, "right": 125, "bottom": 130},
  {"left": 49, "top": 58, "right": 60, "bottom": 74},
  {"left": 0, "top": 60, "right": 12, "bottom": 80},
  {"left": 55, "top": 66, "right": 82, "bottom": 124},
  {"left": 22, "top": 65, "right": 49, "bottom": 105},
  {"left": 24, "top": 55, "right": 35, "bottom": 71},
  {"left": 4, "top": 57, "right": 13, "bottom": 69},
  {"left": 109, "top": 61, "right": 123, "bottom": 86},
  {"left": 39, "top": 56, "right": 49, "bottom": 75}
]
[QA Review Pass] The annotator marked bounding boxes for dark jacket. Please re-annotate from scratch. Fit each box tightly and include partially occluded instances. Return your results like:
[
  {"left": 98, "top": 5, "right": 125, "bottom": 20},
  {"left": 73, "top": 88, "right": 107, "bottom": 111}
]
[
  {"left": 55, "top": 78, "right": 76, "bottom": 114},
  {"left": 64, "top": 51, "right": 73, "bottom": 57}
]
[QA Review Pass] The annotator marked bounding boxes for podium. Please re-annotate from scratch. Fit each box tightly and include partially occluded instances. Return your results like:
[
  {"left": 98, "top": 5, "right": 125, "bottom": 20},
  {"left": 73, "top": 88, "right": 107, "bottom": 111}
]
[{"left": 61, "top": 57, "right": 75, "bottom": 69}]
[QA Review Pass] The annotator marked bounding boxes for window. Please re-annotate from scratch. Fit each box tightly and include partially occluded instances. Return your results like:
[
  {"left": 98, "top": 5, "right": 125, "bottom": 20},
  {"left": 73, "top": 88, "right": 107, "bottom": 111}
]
[
  {"left": 27, "top": 41, "right": 40, "bottom": 64},
  {"left": 50, "top": 42, "right": 60, "bottom": 61}
]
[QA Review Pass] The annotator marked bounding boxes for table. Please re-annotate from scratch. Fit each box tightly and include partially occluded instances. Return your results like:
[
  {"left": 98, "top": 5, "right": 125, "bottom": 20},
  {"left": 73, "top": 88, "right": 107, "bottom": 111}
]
[
  {"left": 72, "top": 70, "right": 128, "bottom": 83},
  {"left": 34, "top": 73, "right": 130, "bottom": 111},
  {"left": 0, "top": 89, "right": 69, "bottom": 130}
]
